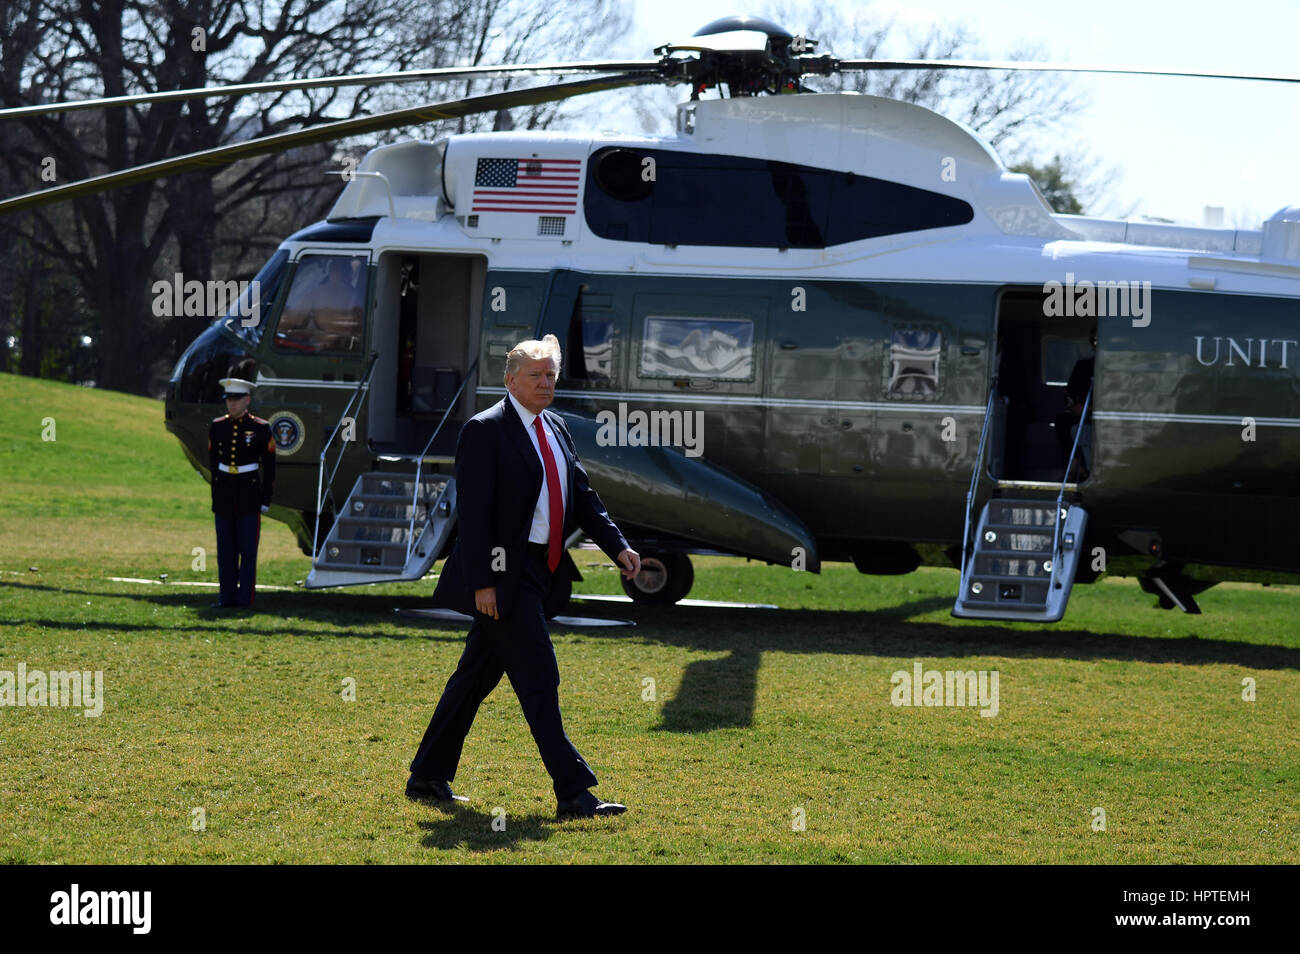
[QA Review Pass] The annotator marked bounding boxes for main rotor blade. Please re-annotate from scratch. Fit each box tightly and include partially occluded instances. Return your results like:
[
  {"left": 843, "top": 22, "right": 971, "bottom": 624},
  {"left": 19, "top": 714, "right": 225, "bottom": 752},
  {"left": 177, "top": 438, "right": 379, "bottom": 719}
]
[
  {"left": 0, "top": 73, "right": 657, "bottom": 216},
  {"left": 0, "top": 60, "right": 662, "bottom": 119},
  {"left": 833, "top": 58, "right": 1300, "bottom": 85}
]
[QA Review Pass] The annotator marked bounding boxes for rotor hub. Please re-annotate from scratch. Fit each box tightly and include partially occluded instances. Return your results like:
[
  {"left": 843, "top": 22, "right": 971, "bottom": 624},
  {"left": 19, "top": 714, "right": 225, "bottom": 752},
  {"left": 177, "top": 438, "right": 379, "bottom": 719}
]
[{"left": 656, "top": 17, "right": 836, "bottom": 98}]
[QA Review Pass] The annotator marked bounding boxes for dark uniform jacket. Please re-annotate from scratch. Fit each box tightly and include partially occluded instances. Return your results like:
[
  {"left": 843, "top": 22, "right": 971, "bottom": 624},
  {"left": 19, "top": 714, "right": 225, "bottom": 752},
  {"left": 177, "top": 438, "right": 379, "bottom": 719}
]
[
  {"left": 208, "top": 413, "right": 277, "bottom": 517},
  {"left": 432, "top": 398, "right": 628, "bottom": 620}
]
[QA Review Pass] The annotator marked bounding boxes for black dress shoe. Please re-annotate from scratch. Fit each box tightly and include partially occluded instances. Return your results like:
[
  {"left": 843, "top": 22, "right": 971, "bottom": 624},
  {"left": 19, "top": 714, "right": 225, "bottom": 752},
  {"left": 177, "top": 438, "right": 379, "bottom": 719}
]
[
  {"left": 405, "top": 775, "right": 467, "bottom": 804},
  {"left": 556, "top": 789, "right": 627, "bottom": 820}
]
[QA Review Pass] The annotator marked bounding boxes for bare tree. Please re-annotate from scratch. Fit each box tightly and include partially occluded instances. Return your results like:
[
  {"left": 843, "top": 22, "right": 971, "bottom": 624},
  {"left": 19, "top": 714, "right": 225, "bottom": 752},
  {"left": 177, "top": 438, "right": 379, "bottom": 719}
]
[
  {"left": 359, "top": 0, "right": 632, "bottom": 139},
  {"left": 0, "top": 0, "right": 629, "bottom": 394},
  {"left": 764, "top": 3, "right": 1087, "bottom": 156},
  {"left": 771, "top": 3, "right": 1132, "bottom": 214}
]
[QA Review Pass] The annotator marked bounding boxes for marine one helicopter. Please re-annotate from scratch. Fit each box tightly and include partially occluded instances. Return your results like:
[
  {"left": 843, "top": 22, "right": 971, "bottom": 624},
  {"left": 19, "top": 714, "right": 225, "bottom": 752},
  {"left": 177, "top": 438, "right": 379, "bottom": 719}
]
[{"left": 5, "top": 15, "right": 1299, "bottom": 621}]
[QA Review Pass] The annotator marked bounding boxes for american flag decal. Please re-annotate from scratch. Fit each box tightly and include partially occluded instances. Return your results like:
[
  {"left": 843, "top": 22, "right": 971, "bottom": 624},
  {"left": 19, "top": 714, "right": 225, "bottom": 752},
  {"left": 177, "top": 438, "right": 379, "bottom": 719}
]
[{"left": 472, "top": 157, "right": 581, "bottom": 214}]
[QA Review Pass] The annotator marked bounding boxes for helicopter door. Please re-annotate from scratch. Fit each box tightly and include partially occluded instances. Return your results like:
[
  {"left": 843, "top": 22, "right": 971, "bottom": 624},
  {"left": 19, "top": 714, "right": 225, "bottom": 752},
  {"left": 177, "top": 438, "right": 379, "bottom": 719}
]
[
  {"left": 992, "top": 290, "right": 1096, "bottom": 483},
  {"left": 369, "top": 252, "right": 485, "bottom": 455},
  {"left": 261, "top": 249, "right": 372, "bottom": 466}
]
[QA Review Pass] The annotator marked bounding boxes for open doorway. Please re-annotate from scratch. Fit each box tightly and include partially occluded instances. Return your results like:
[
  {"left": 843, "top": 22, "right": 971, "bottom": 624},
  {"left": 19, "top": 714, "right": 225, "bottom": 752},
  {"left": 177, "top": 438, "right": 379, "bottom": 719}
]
[
  {"left": 368, "top": 252, "right": 485, "bottom": 456},
  {"left": 992, "top": 291, "right": 1095, "bottom": 483}
]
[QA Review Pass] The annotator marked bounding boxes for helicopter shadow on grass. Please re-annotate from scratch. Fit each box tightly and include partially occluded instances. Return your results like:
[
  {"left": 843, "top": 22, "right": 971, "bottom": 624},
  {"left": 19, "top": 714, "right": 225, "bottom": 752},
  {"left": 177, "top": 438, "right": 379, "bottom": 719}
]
[
  {"left": 0, "top": 581, "right": 467, "bottom": 643},
  {"left": 13, "top": 581, "right": 1298, "bottom": 737},
  {"left": 561, "top": 593, "right": 1300, "bottom": 734}
]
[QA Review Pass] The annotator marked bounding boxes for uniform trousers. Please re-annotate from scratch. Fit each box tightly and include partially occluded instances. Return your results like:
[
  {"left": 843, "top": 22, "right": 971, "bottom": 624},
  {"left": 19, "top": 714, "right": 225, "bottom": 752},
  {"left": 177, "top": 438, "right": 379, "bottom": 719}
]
[
  {"left": 214, "top": 513, "right": 261, "bottom": 607},
  {"left": 409, "top": 543, "right": 598, "bottom": 800}
]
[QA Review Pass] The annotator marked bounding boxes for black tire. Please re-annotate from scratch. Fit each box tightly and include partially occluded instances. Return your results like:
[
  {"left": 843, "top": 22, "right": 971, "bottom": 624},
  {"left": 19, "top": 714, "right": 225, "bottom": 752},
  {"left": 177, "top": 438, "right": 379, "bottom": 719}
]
[{"left": 620, "top": 552, "right": 694, "bottom": 605}]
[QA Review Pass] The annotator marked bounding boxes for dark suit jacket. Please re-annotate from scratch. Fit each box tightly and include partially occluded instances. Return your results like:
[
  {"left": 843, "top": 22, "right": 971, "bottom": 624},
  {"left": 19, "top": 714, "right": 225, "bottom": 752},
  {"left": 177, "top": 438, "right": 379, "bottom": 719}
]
[
  {"left": 208, "top": 413, "right": 276, "bottom": 517},
  {"left": 432, "top": 397, "right": 629, "bottom": 619}
]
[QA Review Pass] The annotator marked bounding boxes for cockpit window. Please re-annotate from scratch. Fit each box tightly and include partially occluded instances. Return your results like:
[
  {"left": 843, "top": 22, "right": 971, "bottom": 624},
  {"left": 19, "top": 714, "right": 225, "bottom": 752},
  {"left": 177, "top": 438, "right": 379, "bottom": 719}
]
[
  {"left": 224, "top": 248, "right": 289, "bottom": 347},
  {"left": 273, "top": 253, "right": 369, "bottom": 354}
]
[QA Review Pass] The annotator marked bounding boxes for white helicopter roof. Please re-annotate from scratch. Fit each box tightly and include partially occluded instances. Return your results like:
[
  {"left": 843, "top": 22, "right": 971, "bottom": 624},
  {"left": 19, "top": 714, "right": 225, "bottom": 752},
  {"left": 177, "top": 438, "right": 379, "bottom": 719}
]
[
  {"left": 678, "top": 92, "right": 1005, "bottom": 180},
  {"left": 325, "top": 91, "right": 1299, "bottom": 289},
  {"left": 331, "top": 92, "right": 1066, "bottom": 242}
]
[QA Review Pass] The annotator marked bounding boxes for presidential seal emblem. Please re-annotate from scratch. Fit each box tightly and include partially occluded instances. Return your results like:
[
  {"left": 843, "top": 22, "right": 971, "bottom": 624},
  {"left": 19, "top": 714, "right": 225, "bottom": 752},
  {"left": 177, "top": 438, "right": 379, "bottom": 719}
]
[{"left": 268, "top": 411, "right": 306, "bottom": 456}]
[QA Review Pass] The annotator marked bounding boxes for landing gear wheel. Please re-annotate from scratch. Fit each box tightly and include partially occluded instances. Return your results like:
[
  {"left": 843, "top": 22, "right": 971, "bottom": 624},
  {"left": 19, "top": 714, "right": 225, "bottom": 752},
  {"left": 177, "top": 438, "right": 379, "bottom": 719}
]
[{"left": 620, "top": 552, "right": 694, "bottom": 605}]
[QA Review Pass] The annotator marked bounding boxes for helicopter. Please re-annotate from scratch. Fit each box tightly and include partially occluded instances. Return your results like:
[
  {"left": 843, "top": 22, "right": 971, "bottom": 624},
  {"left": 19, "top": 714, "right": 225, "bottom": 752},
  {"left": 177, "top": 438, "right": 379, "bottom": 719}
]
[{"left": 4, "top": 15, "right": 1299, "bottom": 621}]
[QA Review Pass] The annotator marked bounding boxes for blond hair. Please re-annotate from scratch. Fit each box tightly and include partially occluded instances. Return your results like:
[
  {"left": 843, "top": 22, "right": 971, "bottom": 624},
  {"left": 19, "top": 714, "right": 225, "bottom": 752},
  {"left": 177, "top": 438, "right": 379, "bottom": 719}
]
[{"left": 504, "top": 334, "right": 562, "bottom": 384}]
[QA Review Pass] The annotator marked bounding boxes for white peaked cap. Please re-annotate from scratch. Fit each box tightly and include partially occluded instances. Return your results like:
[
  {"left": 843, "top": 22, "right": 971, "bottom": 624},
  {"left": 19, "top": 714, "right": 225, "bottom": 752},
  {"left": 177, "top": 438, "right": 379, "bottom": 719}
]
[{"left": 219, "top": 377, "right": 255, "bottom": 395}]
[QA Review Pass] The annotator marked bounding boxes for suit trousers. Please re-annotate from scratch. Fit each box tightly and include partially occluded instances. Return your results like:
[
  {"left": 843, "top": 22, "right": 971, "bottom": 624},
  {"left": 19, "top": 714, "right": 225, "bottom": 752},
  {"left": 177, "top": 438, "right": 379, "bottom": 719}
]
[
  {"left": 214, "top": 513, "right": 260, "bottom": 607},
  {"left": 409, "top": 545, "right": 598, "bottom": 799}
]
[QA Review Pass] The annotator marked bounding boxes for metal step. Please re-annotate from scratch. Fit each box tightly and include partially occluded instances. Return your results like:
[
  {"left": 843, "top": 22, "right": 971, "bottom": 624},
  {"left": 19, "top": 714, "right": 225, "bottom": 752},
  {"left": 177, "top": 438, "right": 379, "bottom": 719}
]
[
  {"left": 347, "top": 493, "right": 435, "bottom": 507},
  {"left": 973, "top": 555, "right": 1052, "bottom": 577},
  {"left": 986, "top": 500, "right": 1065, "bottom": 527},
  {"left": 359, "top": 473, "right": 443, "bottom": 494},
  {"left": 306, "top": 471, "right": 457, "bottom": 588},
  {"left": 333, "top": 516, "right": 421, "bottom": 544},
  {"left": 954, "top": 495, "right": 1088, "bottom": 622}
]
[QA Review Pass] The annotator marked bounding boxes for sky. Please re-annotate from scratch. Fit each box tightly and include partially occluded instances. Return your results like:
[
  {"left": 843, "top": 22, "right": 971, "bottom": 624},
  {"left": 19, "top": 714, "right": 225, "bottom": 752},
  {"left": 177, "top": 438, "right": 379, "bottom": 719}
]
[{"left": 588, "top": 0, "right": 1300, "bottom": 228}]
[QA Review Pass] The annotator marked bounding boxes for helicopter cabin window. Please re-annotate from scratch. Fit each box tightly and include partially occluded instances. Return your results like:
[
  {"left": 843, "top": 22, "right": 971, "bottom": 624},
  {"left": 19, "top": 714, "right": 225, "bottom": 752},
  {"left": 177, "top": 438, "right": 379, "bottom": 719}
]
[
  {"left": 585, "top": 147, "right": 973, "bottom": 249},
  {"left": 272, "top": 254, "right": 368, "bottom": 354},
  {"left": 885, "top": 326, "right": 943, "bottom": 399},
  {"left": 639, "top": 316, "right": 754, "bottom": 381},
  {"left": 565, "top": 317, "right": 615, "bottom": 383}
]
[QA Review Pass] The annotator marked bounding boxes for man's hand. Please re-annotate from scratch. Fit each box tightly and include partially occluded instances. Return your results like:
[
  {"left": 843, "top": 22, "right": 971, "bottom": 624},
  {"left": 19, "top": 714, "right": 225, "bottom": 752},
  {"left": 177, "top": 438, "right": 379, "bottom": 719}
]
[
  {"left": 616, "top": 549, "right": 641, "bottom": 579},
  {"left": 474, "top": 586, "right": 499, "bottom": 620}
]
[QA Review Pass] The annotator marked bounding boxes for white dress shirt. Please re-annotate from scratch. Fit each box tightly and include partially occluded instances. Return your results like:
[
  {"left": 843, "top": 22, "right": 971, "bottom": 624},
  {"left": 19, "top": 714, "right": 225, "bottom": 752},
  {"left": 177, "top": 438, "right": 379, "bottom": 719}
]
[{"left": 508, "top": 392, "right": 569, "bottom": 545}]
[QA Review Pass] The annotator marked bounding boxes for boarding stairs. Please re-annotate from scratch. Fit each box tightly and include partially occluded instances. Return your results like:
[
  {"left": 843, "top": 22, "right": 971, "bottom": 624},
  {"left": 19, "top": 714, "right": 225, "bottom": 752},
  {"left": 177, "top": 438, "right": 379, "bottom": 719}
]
[
  {"left": 952, "top": 379, "right": 1092, "bottom": 622},
  {"left": 305, "top": 355, "right": 473, "bottom": 589},
  {"left": 305, "top": 471, "right": 455, "bottom": 588}
]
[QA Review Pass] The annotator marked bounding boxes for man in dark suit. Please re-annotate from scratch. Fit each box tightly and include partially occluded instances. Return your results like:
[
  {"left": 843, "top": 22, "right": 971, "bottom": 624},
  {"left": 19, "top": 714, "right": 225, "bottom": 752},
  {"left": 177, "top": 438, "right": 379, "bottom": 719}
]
[{"left": 407, "top": 334, "right": 641, "bottom": 820}]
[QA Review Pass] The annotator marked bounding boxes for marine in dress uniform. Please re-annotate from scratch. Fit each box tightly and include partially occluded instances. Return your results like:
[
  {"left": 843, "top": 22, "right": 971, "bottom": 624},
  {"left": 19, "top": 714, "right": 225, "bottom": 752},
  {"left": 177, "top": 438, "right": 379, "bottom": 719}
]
[{"left": 208, "top": 374, "right": 276, "bottom": 609}]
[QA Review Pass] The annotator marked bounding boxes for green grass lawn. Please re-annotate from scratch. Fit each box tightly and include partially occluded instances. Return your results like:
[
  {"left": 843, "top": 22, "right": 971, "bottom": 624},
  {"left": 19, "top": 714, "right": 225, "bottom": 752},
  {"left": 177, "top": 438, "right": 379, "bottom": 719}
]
[{"left": 0, "top": 372, "right": 1296, "bottom": 863}]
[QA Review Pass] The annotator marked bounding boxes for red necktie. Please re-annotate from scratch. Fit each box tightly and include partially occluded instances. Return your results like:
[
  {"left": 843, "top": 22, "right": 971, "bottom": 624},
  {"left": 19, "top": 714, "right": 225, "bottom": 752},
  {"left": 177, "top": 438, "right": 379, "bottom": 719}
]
[{"left": 533, "top": 417, "right": 564, "bottom": 572}]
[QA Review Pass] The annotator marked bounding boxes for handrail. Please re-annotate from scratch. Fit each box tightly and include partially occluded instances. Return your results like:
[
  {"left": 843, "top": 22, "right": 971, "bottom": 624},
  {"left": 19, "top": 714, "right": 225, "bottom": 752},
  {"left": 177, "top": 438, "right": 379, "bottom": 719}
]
[
  {"left": 312, "top": 352, "right": 379, "bottom": 561},
  {"left": 959, "top": 375, "right": 1001, "bottom": 585},
  {"left": 1047, "top": 383, "right": 1093, "bottom": 593},
  {"left": 327, "top": 170, "right": 396, "bottom": 219},
  {"left": 403, "top": 359, "right": 478, "bottom": 566}
]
